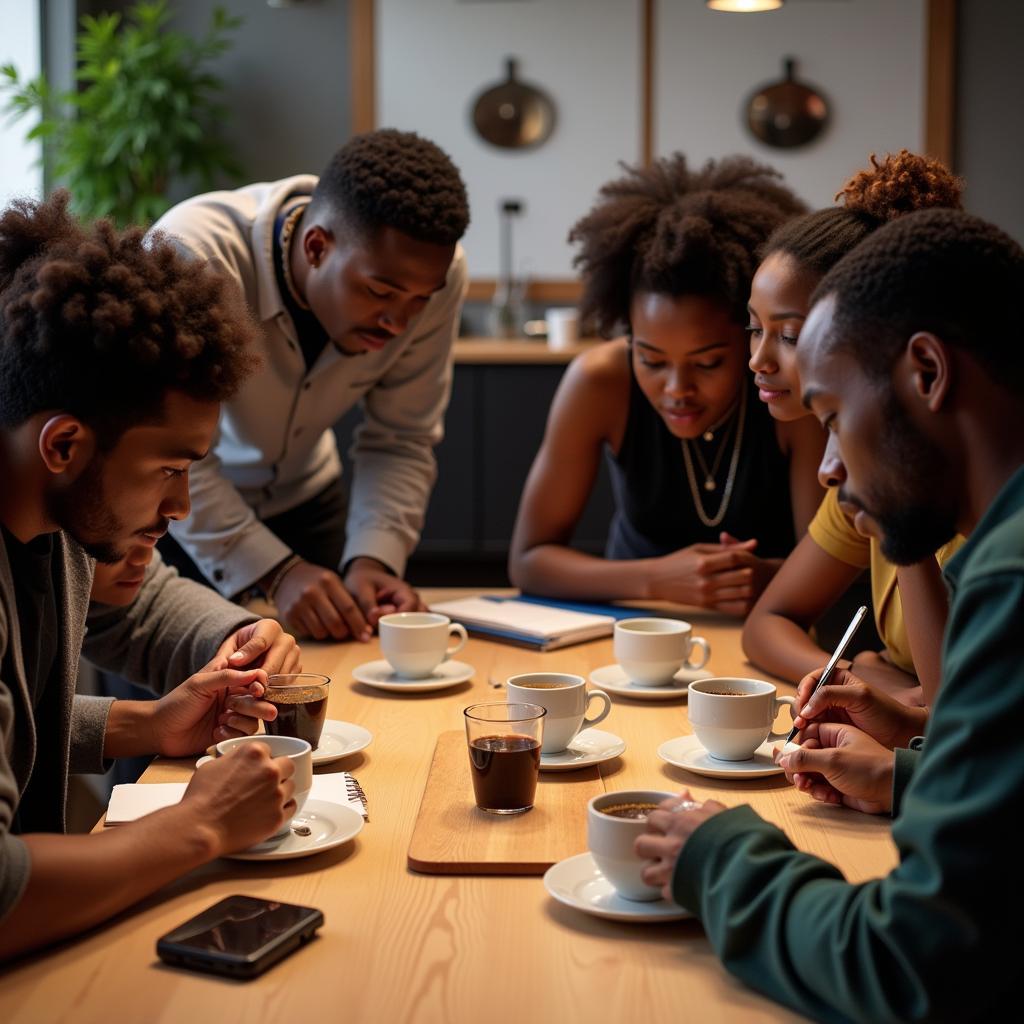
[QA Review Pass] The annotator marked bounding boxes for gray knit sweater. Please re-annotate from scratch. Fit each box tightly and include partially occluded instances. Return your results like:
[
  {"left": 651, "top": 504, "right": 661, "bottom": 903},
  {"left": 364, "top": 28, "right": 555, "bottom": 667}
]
[{"left": 0, "top": 534, "right": 256, "bottom": 924}]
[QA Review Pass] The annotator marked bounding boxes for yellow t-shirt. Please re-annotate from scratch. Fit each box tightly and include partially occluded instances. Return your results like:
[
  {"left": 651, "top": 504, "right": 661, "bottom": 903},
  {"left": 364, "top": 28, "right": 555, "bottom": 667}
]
[{"left": 807, "top": 488, "right": 965, "bottom": 674}]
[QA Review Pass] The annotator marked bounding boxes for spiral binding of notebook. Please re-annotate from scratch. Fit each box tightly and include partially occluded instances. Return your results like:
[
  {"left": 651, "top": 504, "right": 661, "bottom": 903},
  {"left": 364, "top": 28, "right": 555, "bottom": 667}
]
[{"left": 346, "top": 774, "right": 369, "bottom": 822}]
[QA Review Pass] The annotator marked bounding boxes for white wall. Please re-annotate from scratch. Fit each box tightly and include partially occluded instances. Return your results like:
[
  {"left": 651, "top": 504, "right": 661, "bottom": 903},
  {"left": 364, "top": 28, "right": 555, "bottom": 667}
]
[
  {"left": 376, "top": 0, "right": 926, "bottom": 279},
  {"left": 0, "top": 0, "right": 43, "bottom": 205},
  {"left": 655, "top": 0, "right": 925, "bottom": 208},
  {"left": 377, "top": 0, "right": 642, "bottom": 279}
]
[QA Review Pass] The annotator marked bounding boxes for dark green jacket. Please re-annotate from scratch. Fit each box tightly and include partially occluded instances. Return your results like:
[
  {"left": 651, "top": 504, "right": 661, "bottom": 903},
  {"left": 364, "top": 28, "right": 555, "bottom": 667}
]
[{"left": 674, "top": 465, "right": 1024, "bottom": 1023}]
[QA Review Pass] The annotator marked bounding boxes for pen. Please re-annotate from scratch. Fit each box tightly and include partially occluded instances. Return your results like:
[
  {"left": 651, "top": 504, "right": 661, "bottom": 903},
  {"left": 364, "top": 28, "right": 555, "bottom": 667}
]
[{"left": 784, "top": 604, "right": 868, "bottom": 744}]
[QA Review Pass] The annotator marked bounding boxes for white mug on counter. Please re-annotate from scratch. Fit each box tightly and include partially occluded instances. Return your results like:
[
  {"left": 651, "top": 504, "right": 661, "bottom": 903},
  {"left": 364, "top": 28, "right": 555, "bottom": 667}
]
[
  {"left": 545, "top": 307, "right": 579, "bottom": 351},
  {"left": 505, "top": 672, "right": 611, "bottom": 754}
]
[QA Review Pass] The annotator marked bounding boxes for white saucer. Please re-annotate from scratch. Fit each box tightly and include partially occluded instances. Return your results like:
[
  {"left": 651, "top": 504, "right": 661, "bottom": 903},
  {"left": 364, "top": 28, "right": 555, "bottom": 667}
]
[
  {"left": 590, "top": 663, "right": 712, "bottom": 700},
  {"left": 225, "top": 799, "right": 364, "bottom": 861},
  {"left": 540, "top": 729, "right": 626, "bottom": 772},
  {"left": 657, "top": 734, "right": 784, "bottom": 779},
  {"left": 352, "top": 659, "right": 474, "bottom": 692},
  {"left": 309, "top": 720, "right": 373, "bottom": 764},
  {"left": 543, "top": 852, "right": 691, "bottom": 923},
  {"left": 194, "top": 719, "right": 372, "bottom": 769}
]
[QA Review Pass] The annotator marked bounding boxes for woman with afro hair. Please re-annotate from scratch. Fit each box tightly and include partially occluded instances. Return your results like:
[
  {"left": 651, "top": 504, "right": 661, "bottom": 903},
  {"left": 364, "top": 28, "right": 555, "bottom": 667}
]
[
  {"left": 743, "top": 150, "right": 966, "bottom": 707},
  {"left": 509, "top": 154, "right": 824, "bottom": 617}
]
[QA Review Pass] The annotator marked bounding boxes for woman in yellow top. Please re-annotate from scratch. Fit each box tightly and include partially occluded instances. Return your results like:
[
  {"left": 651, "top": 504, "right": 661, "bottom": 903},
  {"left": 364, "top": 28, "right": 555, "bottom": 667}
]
[{"left": 741, "top": 151, "right": 965, "bottom": 706}]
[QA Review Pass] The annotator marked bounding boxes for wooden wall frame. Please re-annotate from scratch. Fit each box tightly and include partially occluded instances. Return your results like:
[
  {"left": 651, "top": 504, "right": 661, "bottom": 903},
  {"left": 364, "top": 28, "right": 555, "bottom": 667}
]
[
  {"left": 925, "top": 0, "right": 957, "bottom": 167},
  {"left": 349, "top": 0, "right": 957, "bottom": 298}
]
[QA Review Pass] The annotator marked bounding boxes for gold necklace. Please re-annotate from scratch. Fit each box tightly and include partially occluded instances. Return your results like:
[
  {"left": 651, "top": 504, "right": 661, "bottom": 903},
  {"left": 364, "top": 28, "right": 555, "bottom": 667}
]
[
  {"left": 688, "top": 419, "right": 733, "bottom": 492},
  {"left": 681, "top": 386, "right": 747, "bottom": 528}
]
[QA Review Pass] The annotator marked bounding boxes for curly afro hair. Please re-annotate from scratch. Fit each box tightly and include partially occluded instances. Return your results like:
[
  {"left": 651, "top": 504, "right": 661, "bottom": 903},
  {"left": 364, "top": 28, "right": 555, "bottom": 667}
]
[
  {"left": 311, "top": 129, "right": 469, "bottom": 246},
  {"left": 812, "top": 208, "right": 1024, "bottom": 392},
  {"left": 568, "top": 154, "right": 805, "bottom": 337},
  {"left": 762, "top": 150, "right": 963, "bottom": 277},
  {"left": 0, "top": 190, "right": 257, "bottom": 447}
]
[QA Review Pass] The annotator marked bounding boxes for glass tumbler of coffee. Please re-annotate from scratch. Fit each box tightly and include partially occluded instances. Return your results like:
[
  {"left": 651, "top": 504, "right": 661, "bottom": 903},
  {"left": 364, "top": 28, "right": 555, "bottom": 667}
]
[
  {"left": 264, "top": 673, "right": 330, "bottom": 750},
  {"left": 464, "top": 702, "right": 546, "bottom": 815}
]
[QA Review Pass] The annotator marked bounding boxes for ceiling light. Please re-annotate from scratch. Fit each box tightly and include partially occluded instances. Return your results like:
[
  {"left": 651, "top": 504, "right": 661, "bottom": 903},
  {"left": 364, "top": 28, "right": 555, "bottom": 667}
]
[{"left": 706, "top": 0, "right": 785, "bottom": 12}]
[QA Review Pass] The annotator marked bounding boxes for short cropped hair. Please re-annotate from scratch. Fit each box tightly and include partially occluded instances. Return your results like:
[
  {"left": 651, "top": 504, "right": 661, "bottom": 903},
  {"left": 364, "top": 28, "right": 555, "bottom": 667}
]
[
  {"left": 311, "top": 129, "right": 470, "bottom": 246},
  {"left": 0, "top": 190, "right": 257, "bottom": 446},
  {"left": 813, "top": 208, "right": 1024, "bottom": 393}
]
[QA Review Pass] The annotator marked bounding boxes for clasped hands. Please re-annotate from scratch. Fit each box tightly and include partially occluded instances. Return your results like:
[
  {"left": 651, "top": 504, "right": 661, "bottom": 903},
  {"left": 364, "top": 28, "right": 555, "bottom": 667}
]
[{"left": 270, "top": 555, "right": 424, "bottom": 642}]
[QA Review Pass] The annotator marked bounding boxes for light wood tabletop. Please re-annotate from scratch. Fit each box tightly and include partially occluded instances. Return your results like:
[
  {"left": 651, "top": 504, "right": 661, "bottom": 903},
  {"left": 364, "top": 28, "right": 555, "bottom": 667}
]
[{"left": 0, "top": 592, "right": 898, "bottom": 1024}]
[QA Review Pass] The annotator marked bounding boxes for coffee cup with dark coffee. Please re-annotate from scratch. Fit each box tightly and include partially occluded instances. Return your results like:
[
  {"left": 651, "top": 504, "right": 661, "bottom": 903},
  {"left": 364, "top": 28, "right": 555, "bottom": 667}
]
[
  {"left": 687, "top": 677, "right": 796, "bottom": 761},
  {"left": 264, "top": 673, "right": 330, "bottom": 750},
  {"left": 588, "top": 789, "right": 678, "bottom": 901},
  {"left": 505, "top": 672, "right": 611, "bottom": 753}
]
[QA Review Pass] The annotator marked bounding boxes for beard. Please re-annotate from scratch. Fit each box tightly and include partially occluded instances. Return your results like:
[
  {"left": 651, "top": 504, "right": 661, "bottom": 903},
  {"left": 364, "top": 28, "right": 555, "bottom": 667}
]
[
  {"left": 46, "top": 455, "right": 126, "bottom": 564},
  {"left": 864, "top": 395, "right": 958, "bottom": 566}
]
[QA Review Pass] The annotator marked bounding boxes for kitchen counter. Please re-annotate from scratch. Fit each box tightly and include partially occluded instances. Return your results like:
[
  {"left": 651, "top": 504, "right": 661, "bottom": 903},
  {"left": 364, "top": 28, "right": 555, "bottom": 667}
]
[{"left": 454, "top": 336, "right": 602, "bottom": 364}]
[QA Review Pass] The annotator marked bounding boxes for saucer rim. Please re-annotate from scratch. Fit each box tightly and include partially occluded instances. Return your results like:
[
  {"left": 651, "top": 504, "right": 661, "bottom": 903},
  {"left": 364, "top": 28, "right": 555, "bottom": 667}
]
[
  {"left": 589, "top": 663, "right": 712, "bottom": 699},
  {"left": 223, "top": 798, "right": 364, "bottom": 861},
  {"left": 543, "top": 852, "right": 691, "bottom": 922},
  {"left": 538, "top": 728, "right": 626, "bottom": 772},
  {"left": 313, "top": 719, "right": 373, "bottom": 764},
  {"left": 656, "top": 734, "right": 783, "bottom": 778},
  {"left": 352, "top": 658, "right": 475, "bottom": 692},
  {"left": 193, "top": 719, "right": 372, "bottom": 769}
]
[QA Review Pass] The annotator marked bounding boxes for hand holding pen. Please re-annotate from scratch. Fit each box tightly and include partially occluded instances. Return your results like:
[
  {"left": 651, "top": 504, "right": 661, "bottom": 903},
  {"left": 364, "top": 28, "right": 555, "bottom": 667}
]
[
  {"left": 784, "top": 606, "right": 868, "bottom": 745},
  {"left": 791, "top": 662, "right": 930, "bottom": 751}
]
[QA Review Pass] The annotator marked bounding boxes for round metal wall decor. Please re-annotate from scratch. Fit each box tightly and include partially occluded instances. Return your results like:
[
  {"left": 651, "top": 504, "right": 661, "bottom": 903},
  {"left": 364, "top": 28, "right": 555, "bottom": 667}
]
[
  {"left": 471, "top": 57, "right": 557, "bottom": 150},
  {"left": 746, "top": 58, "right": 829, "bottom": 148}
]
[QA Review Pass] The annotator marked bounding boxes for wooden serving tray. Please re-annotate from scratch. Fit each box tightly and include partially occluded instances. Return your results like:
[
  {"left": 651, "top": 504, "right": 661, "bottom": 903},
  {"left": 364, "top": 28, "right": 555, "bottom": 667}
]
[{"left": 408, "top": 731, "right": 606, "bottom": 875}]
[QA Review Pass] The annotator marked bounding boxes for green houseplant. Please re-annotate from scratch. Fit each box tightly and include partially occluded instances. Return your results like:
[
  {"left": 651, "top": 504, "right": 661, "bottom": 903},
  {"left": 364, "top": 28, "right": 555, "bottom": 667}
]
[{"left": 2, "top": 1, "right": 243, "bottom": 226}]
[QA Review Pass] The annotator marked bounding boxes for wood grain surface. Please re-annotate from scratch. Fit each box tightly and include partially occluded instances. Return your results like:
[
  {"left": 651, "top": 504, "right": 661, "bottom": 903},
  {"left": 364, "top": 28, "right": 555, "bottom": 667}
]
[
  {"left": 407, "top": 731, "right": 605, "bottom": 874},
  {"left": 0, "top": 593, "right": 898, "bottom": 1024}
]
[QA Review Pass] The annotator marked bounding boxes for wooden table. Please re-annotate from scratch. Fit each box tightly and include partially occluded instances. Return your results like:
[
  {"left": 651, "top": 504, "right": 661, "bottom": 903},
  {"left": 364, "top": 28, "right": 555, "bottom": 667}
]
[{"left": 0, "top": 595, "right": 897, "bottom": 1023}]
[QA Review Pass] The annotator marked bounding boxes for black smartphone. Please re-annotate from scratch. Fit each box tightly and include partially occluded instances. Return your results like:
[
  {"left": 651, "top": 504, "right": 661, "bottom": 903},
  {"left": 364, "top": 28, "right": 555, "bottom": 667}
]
[{"left": 156, "top": 895, "right": 323, "bottom": 979}]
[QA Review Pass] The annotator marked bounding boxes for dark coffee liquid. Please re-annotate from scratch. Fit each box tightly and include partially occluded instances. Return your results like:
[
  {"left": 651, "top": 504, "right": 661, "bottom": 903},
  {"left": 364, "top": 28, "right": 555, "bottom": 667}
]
[
  {"left": 265, "top": 687, "right": 327, "bottom": 749},
  {"left": 705, "top": 690, "right": 747, "bottom": 696},
  {"left": 468, "top": 735, "right": 541, "bottom": 811},
  {"left": 600, "top": 802, "right": 659, "bottom": 820}
]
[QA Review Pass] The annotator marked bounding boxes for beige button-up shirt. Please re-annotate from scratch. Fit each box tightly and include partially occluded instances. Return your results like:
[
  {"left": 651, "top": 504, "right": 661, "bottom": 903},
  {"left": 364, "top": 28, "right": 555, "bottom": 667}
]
[{"left": 153, "top": 176, "right": 468, "bottom": 596}]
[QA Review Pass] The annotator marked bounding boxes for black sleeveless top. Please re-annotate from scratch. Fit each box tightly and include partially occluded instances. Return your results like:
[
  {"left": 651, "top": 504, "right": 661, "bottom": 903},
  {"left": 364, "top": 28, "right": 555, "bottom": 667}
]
[{"left": 605, "top": 356, "right": 796, "bottom": 560}]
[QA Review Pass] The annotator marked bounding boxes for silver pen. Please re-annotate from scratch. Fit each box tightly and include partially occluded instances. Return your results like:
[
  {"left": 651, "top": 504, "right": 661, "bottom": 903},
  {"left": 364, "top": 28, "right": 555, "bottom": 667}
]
[{"left": 784, "top": 604, "right": 868, "bottom": 745}]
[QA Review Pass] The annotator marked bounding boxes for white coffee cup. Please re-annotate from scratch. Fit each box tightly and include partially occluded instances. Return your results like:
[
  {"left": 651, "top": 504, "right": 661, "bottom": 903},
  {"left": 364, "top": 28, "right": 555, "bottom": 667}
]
[
  {"left": 614, "top": 617, "right": 710, "bottom": 686},
  {"left": 505, "top": 672, "right": 611, "bottom": 754},
  {"left": 379, "top": 612, "right": 468, "bottom": 679},
  {"left": 687, "top": 677, "right": 796, "bottom": 761},
  {"left": 588, "top": 789, "right": 678, "bottom": 902},
  {"left": 545, "top": 307, "right": 578, "bottom": 351},
  {"left": 214, "top": 734, "right": 313, "bottom": 839}
]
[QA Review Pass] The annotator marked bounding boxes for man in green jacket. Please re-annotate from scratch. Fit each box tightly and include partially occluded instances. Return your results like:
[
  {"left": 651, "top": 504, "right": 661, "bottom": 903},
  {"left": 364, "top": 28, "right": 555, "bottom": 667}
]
[{"left": 637, "top": 208, "right": 1024, "bottom": 1023}]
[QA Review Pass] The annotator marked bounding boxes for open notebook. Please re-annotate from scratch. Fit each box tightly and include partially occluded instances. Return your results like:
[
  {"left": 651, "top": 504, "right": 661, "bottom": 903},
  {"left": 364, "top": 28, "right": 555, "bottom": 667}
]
[
  {"left": 428, "top": 596, "right": 617, "bottom": 650},
  {"left": 105, "top": 772, "right": 368, "bottom": 824}
]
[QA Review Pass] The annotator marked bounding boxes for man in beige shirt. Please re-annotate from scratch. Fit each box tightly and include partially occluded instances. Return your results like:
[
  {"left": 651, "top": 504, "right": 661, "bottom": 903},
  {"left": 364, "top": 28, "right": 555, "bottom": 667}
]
[{"left": 154, "top": 129, "right": 470, "bottom": 641}]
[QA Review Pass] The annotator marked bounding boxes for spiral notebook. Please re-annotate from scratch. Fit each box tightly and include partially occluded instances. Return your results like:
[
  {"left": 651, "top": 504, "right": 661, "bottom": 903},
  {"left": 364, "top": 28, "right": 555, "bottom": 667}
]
[{"left": 105, "top": 772, "right": 368, "bottom": 824}]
